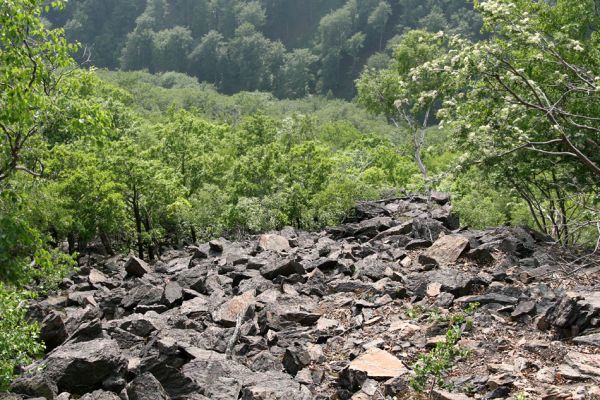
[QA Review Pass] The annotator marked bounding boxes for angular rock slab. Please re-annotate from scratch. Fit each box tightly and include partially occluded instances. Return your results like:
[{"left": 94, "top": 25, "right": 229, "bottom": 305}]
[
  {"left": 423, "top": 235, "right": 469, "bottom": 265},
  {"left": 417, "top": 269, "right": 483, "bottom": 297},
  {"left": 240, "top": 376, "right": 312, "bottom": 400},
  {"left": 127, "top": 372, "right": 170, "bottom": 400},
  {"left": 125, "top": 256, "right": 152, "bottom": 277},
  {"left": 10, "top": 374, "right": 58, "bottom": 399},
  {"left": 212, "top": 290, "right": 256, "bottom": 327},
  {"left": 431, "top": 389, "right": 472, "bottom": 400},
  {"left": 80, "top": 390, "right": 122, "bottom": 400},
  {"left": 89, "top": 269, "right": 110, "bottom": 286},
  {"left": 40, "top": 311, "right": 68, "bottom": 352},
  {"left": 456, "top": 293, "right": 518, "bottom": 306},
  {"left": 564, "top": 351, "right": 600, "bottom": 378},
  {"left": 260, "top": 259, "right": 305, "bottom": 280},
  {"left": 258, "top": 234, "right": 291, "bottom": 252},
  {"left": 540, "top": 290, "right": 600, "bottom": 337},
  {"left": 44, "top": 338, "right": 126, "bottom": 394},
  {"left": 163, "top": 281, "right": 184, "bottom": 306},
  {"left": 573, "top": 332, "right": 600, "bottom": 347},
  {"left": 349, "top": 348, "right": 408, "bottom": 379}
]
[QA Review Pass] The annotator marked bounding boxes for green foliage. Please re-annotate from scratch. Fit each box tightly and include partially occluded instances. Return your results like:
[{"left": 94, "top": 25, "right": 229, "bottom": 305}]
[
  {"left": 408, "top": 0, "right": 600, "bottom": 246},
  {"left": 0, "top": 186, "right": 77, "bottom": 289},
  {"left": 46, "top": 0, "right": 483, "bottom": 98},
  {"left": 0, "top": 285, "right": 45, "bottom": 391},
  {"left": 357, "top": 29, "right": 448, "bottom": 180},
  {"left": 411, "top": 325, "right": 467, "bottom": 393},
  {"left": 410, "top": 303, "right": 479, "bottom": 394},
  {"left": 0, "top": 0, "right": 76, "bottom": 183},
  {"left": 0, "top": 0, "right": 78, "bottom": 287}
]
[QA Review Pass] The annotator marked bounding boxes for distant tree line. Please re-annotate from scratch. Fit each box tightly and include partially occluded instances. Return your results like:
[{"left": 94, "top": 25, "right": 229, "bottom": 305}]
[{"left": 45, "top": 0, "right": 483, "bottom": 98}]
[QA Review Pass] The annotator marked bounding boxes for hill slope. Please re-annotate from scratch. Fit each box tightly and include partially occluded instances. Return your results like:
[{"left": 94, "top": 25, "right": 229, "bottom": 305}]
[
  {"left": 46, "top": 0, "right": 483, "bottom": 98},
  {"left": 8, "top": 195, "right": 600, "bottom": 399}
]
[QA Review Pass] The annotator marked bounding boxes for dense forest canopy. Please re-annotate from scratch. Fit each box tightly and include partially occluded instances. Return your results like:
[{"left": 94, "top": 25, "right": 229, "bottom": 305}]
[
  {"left": 45, "top": 0, "right": 483, "bottom": 98},
  {"left": 0, "top": 0, "right": 599, "bottom": 393}
]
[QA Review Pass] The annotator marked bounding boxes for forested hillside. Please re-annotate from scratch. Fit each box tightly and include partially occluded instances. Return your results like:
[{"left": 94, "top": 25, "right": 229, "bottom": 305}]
[
  {"left": 45, "top": 0, "right": 483, "bottom": 98},
  {"left": 1, "top": 0, "right": 599, "bottom": 397}
]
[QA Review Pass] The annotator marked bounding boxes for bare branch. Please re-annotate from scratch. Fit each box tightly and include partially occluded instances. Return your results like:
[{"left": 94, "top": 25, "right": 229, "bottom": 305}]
[
  {"left": 14, "top": 164, "right": 44, "bottom": 177},
  {"left": 523, "top": 147, "right": 578, "bottom": 158}
]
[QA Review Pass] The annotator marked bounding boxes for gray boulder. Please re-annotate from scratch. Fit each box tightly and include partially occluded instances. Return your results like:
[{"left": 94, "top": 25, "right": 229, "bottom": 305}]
[
  {"left": 10, "top": 374, "right": 58, "bottom": 399},
  {"left": 260, "top": 258, "right": 305, "bottom": 280},
  {"left": 40, "top": 311, "right": 69, "bottom": 351},
  {"left": 125, "top": 256, "right": 152, "bottom": 277},
  {"left": 44, "top": 338, "right": 126, "bottom": 394},
  {"left": 127, "top": 372, "right": 170, "bottom": 400},
  {"left": 80, "top": 390, "right": 121, "bottom": 400}
]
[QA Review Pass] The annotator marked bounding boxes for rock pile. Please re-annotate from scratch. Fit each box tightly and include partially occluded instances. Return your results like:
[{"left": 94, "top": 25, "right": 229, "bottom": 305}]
[{"left": 5, "top": 194, "right": 600, "bottom": 399}]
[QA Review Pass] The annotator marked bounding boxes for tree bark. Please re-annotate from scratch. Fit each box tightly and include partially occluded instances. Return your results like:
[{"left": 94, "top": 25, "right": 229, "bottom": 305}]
[
  {"left": 414, "top": 127, "right": 428, "bottom": 180},
  {"left": 190, "top": 225, "right": 197, "bottom": 244},
  {"left": 132, "top": 188, "right": 144, "bottom": 259},
  {"left": 67, "top": 232, "right": 76, "bottom": 255},
  {"left": 100, "top": 231, "right": 115, "bottom": 256},
  {"left": 143, "top": 215, "right": 155, "bottom": 261}
]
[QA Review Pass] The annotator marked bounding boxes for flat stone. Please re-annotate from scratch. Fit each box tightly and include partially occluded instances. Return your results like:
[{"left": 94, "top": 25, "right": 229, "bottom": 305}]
[
  {"left": 258, "top": 234, "right": 291, "bottom": 252},
  {"left": 212, "top": 290, "right": 255, "bottom": 327},
  {"left": 0, "top": 394, "right": 25, "bottom": 400},
  {"left": 283, "top": 345, "right": 311, "bottom": 376},
  {"left": 427, "top": 282, "right": 442, "bottom": 297},
  {"left": 423, "top": 235, "right": 469, "bottom": 265},
  {"left": 316, "top": 317, "right": 339, "bottom": 331},
  {"left": 573, "top": 332, "right": 600, "bottom": 347},
  {"left": 180, "top": 296, "right": 209, "bottom": 317},
  {"left": 456, "top": 293, "right": 518, "bottom": 305},
  {"left": 121, "top": 283, "right": 163, "bottom": 309},
  {"left": 127, "top": 372, "right": 169, "bottom": 400},
  {"left": 10, "top": 374, "right": 58, "bottom": 399},
  {"left": 389, "top": 320, "right": 420, "bottom": 339},
  {"left": 420, "top": 269, "right": 482, "bottom": 297},
  {"left": 511, "top": 300, "right": 536, "bottom": 319},
  {"left": 370, "top": 222, "right": 413, "bottom": 242},
  {"left": 432, "top": 389, "right": 472, "bottom": 400},
  {"left": 564, "top": 351, "right": 600, "bottom": 378},
  {"left": 117, "top": 312, "right": 166, "bottom": 337},
  {"left": 354, "top": 256, "right": 388, "bottom": 281},
  {"left": 163, "top": 281, "right": 183, "bottom": 305},
  {"left": 80, "top": 390, "right": 121, "bottom": 400},
  {"left": 40, "top": 312, "right": 68, "bottom": 351},
  {"left": 88, "top": 269, "right": 109, "bottom": 286},
  {"left": 125, "top": 256, "right": 151, "bottom": 277},
  {"left": 405, "top": 239, "right": 432, "bottom": 250},
  {"left": 260, "top": 258, "right": 305, "bottom": 280},
  {"left": 349, "top": 348, "right": 408, "bottom": 379}
]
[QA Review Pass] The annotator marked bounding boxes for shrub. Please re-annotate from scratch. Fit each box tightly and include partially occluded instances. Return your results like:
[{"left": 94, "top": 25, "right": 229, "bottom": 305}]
[
  {"left": 410, "top": 303, "right": 479, "bottom": 395},
  {"left": 0, "top": 285, "right": 44, "bottom": 390}
]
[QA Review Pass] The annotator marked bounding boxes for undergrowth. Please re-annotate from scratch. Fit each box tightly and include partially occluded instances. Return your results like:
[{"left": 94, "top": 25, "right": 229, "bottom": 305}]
[{"left": 409, "top": 303, "right": 479, "bottom": 397}]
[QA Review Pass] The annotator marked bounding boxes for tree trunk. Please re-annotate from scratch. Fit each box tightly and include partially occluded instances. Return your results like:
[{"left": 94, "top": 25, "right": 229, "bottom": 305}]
[
  {"left": 77, "top": 235, "right": 87, "bottom": 254},
  {"left": 100, "top": 231, "right": 115, "bottom": 256},
  {"left": 132, "top": 189, "right": 144, "bottom": 259},
  {"left": 143, "top": 215, "right": 155, "bottom": 261},
  {"left": 414, "top": 127, "right": 428, "bottom": 180},
  {"left": 190, "top": 225, "right": 197, "bottom": 244},
  {"left": 48, "top": 225, "right": 59, "bottom": 247},
  {"left": 67, "top": 232, "right": 76, "bottom": 255}
]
